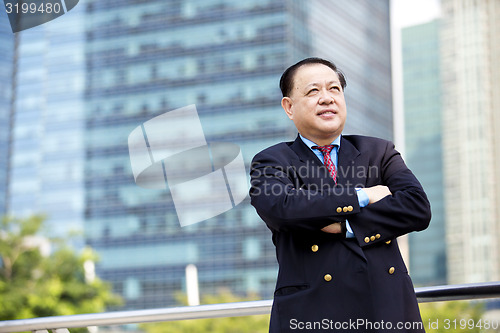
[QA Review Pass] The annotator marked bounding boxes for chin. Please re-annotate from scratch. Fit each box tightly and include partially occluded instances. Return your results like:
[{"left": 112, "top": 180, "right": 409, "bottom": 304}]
[{"left": 320, "top": 124, "right": 342, "bottom": 134}]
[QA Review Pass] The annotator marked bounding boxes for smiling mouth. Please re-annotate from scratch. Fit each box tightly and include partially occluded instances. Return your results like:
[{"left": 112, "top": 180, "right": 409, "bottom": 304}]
[{"left": 317, "top": 110, "right": 337, "bottom": 116}]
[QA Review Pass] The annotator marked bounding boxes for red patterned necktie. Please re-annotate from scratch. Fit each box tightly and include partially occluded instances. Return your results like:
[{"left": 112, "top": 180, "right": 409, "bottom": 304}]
[{"left": 312, "top": 145, "right": 337, "bottom": 184}]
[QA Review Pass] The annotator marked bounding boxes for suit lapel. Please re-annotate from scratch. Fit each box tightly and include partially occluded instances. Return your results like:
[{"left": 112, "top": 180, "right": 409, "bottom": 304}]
[
  {"left": 289, "top": 134, "right": 320, "bottom": 164},
  {"left": 337, "top": 136, "right": 362, "bottom": 187}
]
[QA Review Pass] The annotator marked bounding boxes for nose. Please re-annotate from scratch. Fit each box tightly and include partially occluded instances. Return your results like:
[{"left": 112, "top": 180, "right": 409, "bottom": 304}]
[{"left": 318, "top": 88, "right": 334, "bottom": 104}]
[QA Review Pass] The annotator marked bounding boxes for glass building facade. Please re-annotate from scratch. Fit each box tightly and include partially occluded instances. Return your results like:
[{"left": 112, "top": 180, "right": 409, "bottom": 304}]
[
  {"left": 402, "top": 20, "right": 446, "bottom": 286},
  {"left": 441, "top": 0, "right": 500, "bottom": 284},
  {"left": 4, "top": 0, "right": 393, "bottom": 310},
  {"left": 0, "top": 10, "right": 14, "bottom": 216},
  {"left": 6, "top": 5, "right": 86, "bottom": 240},
  {"left": 82, "top": 0, "right": 305, "bottom": 309}
]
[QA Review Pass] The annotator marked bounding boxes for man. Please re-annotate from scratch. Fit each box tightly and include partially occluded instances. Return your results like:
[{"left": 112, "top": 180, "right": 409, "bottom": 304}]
[{"left": 250, "top": 58, "right": 431, "bottom": 332}]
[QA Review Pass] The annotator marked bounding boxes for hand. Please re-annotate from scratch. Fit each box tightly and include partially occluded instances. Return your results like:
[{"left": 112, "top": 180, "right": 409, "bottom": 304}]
[
  {"left": 321, "top": 222, "right": 342, "bottom": 234},
  {"left": 363, "top": 185, "right": 392, "bottom": 204}
]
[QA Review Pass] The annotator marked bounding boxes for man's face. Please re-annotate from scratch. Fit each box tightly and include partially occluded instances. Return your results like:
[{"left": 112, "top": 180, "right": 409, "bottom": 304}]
[{"left": 281, "top": 63, "right": 347, "bottom": 145}]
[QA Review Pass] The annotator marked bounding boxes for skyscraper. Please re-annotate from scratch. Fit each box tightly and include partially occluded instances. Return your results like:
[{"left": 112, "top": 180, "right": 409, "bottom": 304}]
[
  {"left": 0, "top": 11, "right": 14, "bottom": 216},
  {"left": 4, "top": 0, "right": 393, "bottom": 309},
  {"left": 402, "top": 19, "right": 446, "bottom": 286},
  {"left": 6, "top": 5, "right": 86, "bottom": 241},
  {"left": 82, "top": 0, "right": 297, "bottom": 309},
  {"left": 441, "top": 0, "right": 500, "bottom": 284}
]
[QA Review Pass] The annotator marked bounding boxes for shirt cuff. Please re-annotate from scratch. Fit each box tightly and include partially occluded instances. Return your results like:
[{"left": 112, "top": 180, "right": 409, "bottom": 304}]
[
  {"left": 345, "top": 221, "right": 355, "bottom": 238},
  {"left": 355, "top": 188, "right": 369, "bottom": 208}
]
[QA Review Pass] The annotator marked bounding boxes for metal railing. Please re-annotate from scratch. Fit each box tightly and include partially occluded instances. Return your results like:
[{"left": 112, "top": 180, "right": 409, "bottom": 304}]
[{"left": 1, "top": 282, "right": 500, "bottom": 333}]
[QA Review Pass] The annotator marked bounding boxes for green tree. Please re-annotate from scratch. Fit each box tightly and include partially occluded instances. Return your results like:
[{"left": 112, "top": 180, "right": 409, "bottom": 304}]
[
  {"left": 141, "top": 288, "right": 270, "bottom": 333},
  {"left": 0, "top": 215, "right": 122, "bottom": 323},
  {"left": 419, "top": 300, "right": 490, "bottom": 332}
]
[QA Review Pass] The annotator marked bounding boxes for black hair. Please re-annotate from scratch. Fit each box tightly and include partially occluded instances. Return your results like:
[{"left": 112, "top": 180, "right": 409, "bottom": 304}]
[{"left": 279, "top": 57, "right": 347, "bottom": 97}]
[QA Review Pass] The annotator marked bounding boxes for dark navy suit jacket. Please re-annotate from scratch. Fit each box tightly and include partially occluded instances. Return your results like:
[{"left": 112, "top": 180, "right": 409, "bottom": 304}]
[{"left": 250, "top": 135, "right": 431, "bottom": 332}]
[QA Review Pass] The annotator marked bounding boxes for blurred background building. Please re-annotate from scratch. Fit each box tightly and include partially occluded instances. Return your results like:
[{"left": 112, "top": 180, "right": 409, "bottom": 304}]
[
  {"left": 440, "top": 0, "right": 500, "bottom": 284},
  {"left": 2, "top": 0, "right": 393, "bottom": 310},
  {"left": 402, "top": 19, "right": 447, "bottom": 286},
  {"left": 6, "top": 5, "right": 87, "bottom": 245},
  {"left": 0, "top": 11, "right": 14, "bottom": 217},
  {"left": 402, "top": 0, "right": 500, "bottom": 286}
]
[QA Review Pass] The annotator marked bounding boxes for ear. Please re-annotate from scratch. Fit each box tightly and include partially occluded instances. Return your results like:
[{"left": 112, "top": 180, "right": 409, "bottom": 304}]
[{"left": 281, "top": 97, "right": 294, "bottom": 120}]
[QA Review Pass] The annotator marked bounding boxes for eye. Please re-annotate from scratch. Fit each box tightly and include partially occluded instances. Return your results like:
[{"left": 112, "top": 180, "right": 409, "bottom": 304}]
[
  {"left": 330, "top": 85, "right": 341, "bottom": 91},
  {"left": 307, "top": 88, "right": 319, "bottom": 95}
]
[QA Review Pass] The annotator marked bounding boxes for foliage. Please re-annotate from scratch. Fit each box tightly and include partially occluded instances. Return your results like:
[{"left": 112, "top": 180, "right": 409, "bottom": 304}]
[
  {"left": 0, "top": 215, "right": 122, "bottom": 327},
  {"left": 419, "top": 300, "right": 491, "bottom": 332},
  {"left": 140, "top": 288, "right": 270, "bottom": 333}
]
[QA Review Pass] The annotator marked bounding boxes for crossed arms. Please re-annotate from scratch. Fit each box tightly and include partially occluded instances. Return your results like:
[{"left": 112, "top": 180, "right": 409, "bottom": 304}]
[{"left": 249, "top": 140, "right": 431, "bottom": 244}]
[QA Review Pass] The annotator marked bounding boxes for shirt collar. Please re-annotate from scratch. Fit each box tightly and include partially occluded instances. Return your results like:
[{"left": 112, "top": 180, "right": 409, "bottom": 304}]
[{"left": 299, "top": 134, "right": 341, "bottom": 150}]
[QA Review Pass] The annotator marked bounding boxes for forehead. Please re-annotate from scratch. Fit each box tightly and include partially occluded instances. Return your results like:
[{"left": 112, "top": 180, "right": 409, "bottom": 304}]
[{"left": 293, "top": 63, "right": 339, "bottom": 87}]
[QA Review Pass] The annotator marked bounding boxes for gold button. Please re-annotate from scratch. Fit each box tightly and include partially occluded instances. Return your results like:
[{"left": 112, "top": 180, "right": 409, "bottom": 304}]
[
  {"left": 370, "top": 236, "right": 376, "bottom": 242},
  {"left": 388, "top": 267, "right": 395, "bottom": 274},
  {"left": 364, "top": 237, "right": 370, "bottom": 243},
  {"left": 336, "top": 207, "right": 342, "bottom": 213},
  {"left": 375, "top": 234, "right": 381, "bottom": 239},
  {"left": 343, "top": 207, "right": 348, "bottom": 212},
  {"left": 385, "top": 240, "right": 392, "bottom": 245},
  {"left": 324, "top": 274, "right": 332, "bottom": 282},
  {"left": 311, "top": 245, "right": 319, "bottom": 252},
  {"left": 347, "top": 205, "right": 353, "bottom": 212}
]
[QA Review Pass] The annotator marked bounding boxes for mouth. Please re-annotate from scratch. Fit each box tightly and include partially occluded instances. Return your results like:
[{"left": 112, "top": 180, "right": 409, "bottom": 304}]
[{"left": 317, "top": 109, "right": 337, "bottom": 117}]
